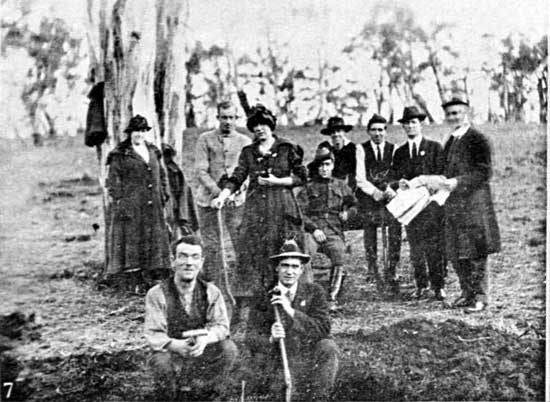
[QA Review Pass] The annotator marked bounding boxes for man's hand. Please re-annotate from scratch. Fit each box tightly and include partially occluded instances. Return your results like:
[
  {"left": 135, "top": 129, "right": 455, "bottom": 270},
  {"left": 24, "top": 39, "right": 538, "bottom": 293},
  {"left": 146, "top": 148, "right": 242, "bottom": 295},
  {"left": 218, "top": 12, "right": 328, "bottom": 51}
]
[
  {"left": 211, "top": 188, "right": 231, "bottom": 209},
  {"left": 443, "top": 178, "right": 458, "bottom": 192},
  {"left": 398, "top": 179, "right": 410, "bottom": 190},
  {"left": 338, "top": 210, "right": 349, "bottom": 222},
  {"left": 313, "top": 229, "right": 327, "bottom": 243},
  {"left": 189, "top": 336, "right": 208, "bottom": 358},
  {"left": 271, "top": 290, "right": 294, "bottom": 318},
  {"left": 168, "top": 338, "right": 193, "bottom": 358},
  {"left": 384, "top": 187, "right": 396, "bottom": 200},
  {"left": 372, "top": 189, "right": 385, "bottom": 202},
  {"left": 271, "top": 322, "right": 286, "bottom": 340}
]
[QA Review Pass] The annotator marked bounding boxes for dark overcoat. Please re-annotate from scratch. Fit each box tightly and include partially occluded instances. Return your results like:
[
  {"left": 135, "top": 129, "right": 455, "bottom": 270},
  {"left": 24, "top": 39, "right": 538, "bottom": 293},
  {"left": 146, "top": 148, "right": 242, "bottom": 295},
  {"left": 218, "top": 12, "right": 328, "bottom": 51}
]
[
  {"left": 443, "top": 127, "right": 501, "bottom": 261},
  {"left": 105, "top": 141, "right": 171, "bottom": 275},
  {"left": 245, "top": 281, "right": 331, "bottom": 355},
  {"left": 223, "top": 136, "right": 307, "bottom": 297}
]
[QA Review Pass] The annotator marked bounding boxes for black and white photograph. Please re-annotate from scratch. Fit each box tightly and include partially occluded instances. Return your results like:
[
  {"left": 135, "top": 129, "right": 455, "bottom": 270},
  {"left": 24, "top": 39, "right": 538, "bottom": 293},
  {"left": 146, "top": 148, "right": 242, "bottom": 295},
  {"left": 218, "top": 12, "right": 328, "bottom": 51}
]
[{"left": 0, "top": 0, "right": 547, "bottom": 400}]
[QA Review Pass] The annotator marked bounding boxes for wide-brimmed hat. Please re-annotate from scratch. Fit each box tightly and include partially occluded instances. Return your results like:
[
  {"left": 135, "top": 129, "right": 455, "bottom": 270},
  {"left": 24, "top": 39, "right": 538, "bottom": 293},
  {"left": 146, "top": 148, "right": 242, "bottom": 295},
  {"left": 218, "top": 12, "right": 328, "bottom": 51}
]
[
  {"left": 269, "top": 239, "right": 311, "bottom": 264},
  {"left": 246, "top": 104, "right": 277, "bottom": 132},
  {"left": 124, "top": 114, "right": 152, "bottom": 133},
  {"left": 397, "top": 106, "right": 426, "bottom": 123},
  {"left": 320, "top": 116, "right": 353, "bottom": 135},
  {"left": 442, "top": 96, "right": 470, "bottom": 109},
  {"left": 367, "top": 113, "right": 387, "bottom": 129}
]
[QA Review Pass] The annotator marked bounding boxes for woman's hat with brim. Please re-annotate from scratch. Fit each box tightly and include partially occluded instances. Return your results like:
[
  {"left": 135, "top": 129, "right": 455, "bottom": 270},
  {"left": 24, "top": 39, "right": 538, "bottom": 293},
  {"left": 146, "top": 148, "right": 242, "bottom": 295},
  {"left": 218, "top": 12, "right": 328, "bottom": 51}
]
[
  {"left": 397, "top": 106, "right": 426, "bottom": 123},
  {"left": 246, "top": 104, "right": 277, "bottom": 132},
  {"left": 124, "top": 114, "right": 152, "bottom": 133},
  {"left": 442, "top": 96, "right": 470, "bottom": 109},
  {"left": 320, "top": 116, "right": 353, "bottom": 135},
  {"left": 269, "top": 239, "right": 311, "bottom": 264}
]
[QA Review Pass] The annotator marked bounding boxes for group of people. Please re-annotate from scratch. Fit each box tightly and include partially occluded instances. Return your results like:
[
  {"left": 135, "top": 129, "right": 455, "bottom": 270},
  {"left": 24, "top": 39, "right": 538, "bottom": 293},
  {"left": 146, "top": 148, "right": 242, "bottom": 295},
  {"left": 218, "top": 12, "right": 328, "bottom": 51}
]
[{"left": 104, "top": 97, "right": 500, "bottom": 400}]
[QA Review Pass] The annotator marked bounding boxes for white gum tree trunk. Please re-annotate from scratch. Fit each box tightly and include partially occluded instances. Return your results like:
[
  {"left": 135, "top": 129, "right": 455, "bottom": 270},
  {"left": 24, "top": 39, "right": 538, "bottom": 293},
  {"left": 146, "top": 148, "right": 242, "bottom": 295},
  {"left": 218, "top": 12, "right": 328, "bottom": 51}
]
[{"left": 86, "top": 0, "right": 189, "bottom": 262}]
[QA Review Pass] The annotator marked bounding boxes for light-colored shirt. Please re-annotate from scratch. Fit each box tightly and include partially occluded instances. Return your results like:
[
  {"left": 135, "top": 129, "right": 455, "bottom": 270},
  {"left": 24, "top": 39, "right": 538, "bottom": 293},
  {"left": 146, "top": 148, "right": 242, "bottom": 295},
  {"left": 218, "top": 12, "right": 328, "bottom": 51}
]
[
  {"left": 276, "top": 281, "right": 298, "bottom": 302},
  {"left": 355, "top": 144, "right": 379, "bottom": 197},
  {"left": 133, "top": 143, "right": 150, "bottom": 163},
  {"left": 369, "top": 141, "right": 386, "bottom": 161},
  {"left": 144, "top": 280, "right": 230, "bottom": 351},
  {"left": 194, "top": 128, "right": 252, "bottom": 207},
  {"left": 451, "top": 123, "right": 470, "bottom": 139},
  {"left": 407, "top": 135, "right": 423, "bottom": 158}
]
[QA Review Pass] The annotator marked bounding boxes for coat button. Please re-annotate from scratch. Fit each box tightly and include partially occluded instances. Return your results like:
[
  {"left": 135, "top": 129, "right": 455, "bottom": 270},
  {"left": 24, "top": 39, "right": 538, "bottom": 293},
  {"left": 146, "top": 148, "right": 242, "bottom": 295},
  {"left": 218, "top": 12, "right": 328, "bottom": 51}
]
[
  {"left": 147, "top": 167, "right": 152, "bottom": 172},
  {"left": 148, "top": 184, "right": 153, "bottom": 189},
  {"left": 148, "top": 200, "right": 153, "bottom": 205}
]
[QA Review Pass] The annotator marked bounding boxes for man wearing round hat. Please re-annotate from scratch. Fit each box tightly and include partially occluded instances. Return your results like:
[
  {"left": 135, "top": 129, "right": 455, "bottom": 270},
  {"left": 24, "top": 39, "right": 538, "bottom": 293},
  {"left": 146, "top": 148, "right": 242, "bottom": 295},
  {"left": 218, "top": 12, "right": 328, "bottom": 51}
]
[
  {"left": 440, "top": 97, "right": 500, "bottom": 313},
  {"left": 315, "top": 116, "right": 357, "bottom": 188},
  {"left": 355, "top": 114, "right": 402, "bottom": 292},
  {"left": 245, "top": 239, "right": 339, "bottom": 401},
  {"left": 391, "top": 106, "right": 447, "bottom": 300},
  {"left": 297, "top": 148, "right": 357, "bottom": 310}
]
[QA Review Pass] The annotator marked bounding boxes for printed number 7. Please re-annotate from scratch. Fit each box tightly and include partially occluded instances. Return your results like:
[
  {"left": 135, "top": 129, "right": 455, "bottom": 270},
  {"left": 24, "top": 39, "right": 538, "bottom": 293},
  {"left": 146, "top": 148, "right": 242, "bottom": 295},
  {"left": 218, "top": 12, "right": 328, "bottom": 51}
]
[{"left": 3, "top": 382, "right": 14, "bottom": 399}]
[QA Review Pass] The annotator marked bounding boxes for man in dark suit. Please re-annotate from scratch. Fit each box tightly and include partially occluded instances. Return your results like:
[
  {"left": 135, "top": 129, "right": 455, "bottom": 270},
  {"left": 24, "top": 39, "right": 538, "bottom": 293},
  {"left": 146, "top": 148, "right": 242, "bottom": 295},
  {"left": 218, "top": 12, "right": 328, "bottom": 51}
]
[
  {"left": 391, "top": 106, "right": 447, "bottom": 300},
  {"left": 355, "top": 114, "right": 402, "bottom": 292},
  {"left": 441, "top": 97, "right": 501, "bottom": 313},
  {"left": 245, "top": 240, "right": 339, "bottom": 401}
]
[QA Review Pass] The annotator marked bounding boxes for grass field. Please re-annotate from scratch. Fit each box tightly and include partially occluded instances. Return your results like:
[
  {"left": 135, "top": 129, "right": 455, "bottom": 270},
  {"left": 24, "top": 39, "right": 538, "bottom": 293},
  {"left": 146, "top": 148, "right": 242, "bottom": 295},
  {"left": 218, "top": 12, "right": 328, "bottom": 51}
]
[{"left": 0, "top": 122, "right": 545, "bottom": 401}]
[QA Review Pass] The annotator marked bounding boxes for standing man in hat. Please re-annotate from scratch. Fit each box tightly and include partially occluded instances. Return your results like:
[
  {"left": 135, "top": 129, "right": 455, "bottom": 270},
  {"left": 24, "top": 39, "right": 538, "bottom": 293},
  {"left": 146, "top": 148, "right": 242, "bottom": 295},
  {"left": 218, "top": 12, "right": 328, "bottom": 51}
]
[
  {"left": 245, "top": 240, "right": 339, "bottom": 401},
  {"left": 312, "top": 116, "right": 357, "bottom": 189},
  {"left": 391, "top": 106, "right": 447, "bottom": 300},
  {"left": 145, "top": 235, "right": 238, "bottom": 400},
  {"left": 440, "top": 97, "right": 500, "bottom": 313},
  {"left": 297, "top": 148, "right": 357, "bottom": 310},
  {"left": 194, "top": 101, "right": 252, "bottom": 287},
  {"left": 355, "top": 114, "right": 402, "bottom": 292}
]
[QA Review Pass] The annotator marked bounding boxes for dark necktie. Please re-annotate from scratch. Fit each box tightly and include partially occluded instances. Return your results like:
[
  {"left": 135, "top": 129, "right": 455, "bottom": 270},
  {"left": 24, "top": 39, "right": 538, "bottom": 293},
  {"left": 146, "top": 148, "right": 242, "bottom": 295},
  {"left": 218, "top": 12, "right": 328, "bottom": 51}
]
[
  {"left": 376, "top": 145, "right": 382, "bottom": 162},
  {"left": 412, "top": 142, "right": 418, "bottom": 159}
]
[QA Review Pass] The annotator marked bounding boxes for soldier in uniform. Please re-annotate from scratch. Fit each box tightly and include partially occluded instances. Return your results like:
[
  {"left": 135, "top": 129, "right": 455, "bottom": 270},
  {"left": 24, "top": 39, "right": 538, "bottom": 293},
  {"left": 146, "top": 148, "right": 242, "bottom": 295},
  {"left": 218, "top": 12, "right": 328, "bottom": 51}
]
[{"left": 297, "top": 148, "right": 357, "bottom": 310}]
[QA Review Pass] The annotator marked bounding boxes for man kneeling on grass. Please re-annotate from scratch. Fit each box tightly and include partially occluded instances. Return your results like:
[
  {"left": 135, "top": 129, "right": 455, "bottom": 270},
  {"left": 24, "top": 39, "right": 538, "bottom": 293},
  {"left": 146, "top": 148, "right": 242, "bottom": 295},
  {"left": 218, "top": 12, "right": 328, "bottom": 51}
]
[
  {"left": 144, "top": 235, "right": 238, "bottom": 401},
  {"left": 245, "top": 240, "right": 339, "bottom": 401}
]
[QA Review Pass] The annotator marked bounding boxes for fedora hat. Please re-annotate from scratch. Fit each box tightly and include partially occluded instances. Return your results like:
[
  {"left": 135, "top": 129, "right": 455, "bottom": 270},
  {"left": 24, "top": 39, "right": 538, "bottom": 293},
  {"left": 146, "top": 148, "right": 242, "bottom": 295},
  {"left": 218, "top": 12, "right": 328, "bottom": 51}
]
[
  {"left": 320, "top": 116, "right": 353, "bottom": 135},
  {"left": 367, "top": 113, "right": 387, "bottom": 129},
  {"left": 442, "top": 96, "right": 470, "bottom": 109},
  {"left": 269, "top": 239, "right": 311, "bottom": 264},
  {"left": 124, "top": 114, "right": 152, "bottom": 133},
  {"left": 246, "top": 104, "right": 277, "bottom": 132},
  {"left": 397, "top": 106, "right": 426, "bottom": 123}
]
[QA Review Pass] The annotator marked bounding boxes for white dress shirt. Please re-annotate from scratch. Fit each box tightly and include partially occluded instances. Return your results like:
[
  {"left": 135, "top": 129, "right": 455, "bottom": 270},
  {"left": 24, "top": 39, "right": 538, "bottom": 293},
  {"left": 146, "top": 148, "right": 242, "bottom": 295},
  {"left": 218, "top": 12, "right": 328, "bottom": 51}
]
[{"left": 407, "top": 135, "right": 423, "bottom": 158}]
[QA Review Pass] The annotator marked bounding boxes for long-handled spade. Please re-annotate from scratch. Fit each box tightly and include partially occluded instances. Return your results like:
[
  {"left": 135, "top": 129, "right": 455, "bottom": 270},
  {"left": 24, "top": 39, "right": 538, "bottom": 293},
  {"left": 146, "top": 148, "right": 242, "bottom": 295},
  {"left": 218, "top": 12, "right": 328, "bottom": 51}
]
[{"left": 273, "top": 304, "right": 292, "bottom": 402}]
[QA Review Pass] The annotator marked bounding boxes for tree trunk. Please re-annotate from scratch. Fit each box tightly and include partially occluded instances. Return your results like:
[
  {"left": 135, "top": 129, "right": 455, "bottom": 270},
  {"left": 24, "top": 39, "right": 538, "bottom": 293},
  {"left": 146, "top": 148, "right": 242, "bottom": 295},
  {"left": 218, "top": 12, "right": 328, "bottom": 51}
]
[
  {"left": 87, "top": 0, "right": 189, "bottom": 267},
  {"left": 536, "top": 62, "right": 547, "bottom": 123}
]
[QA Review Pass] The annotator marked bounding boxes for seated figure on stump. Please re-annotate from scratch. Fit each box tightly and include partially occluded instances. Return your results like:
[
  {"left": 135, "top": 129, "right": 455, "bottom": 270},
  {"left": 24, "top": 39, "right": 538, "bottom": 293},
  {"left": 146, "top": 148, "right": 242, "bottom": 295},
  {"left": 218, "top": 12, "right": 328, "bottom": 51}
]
[
  {"left": 297, "top": 147, "right": 357, "bottom": 310},
  {"left": 144, "top": 235, "right": 238, "bottom": 400},
  {"left": 245, "top": 240, "right": 339, "bottom": 401}
]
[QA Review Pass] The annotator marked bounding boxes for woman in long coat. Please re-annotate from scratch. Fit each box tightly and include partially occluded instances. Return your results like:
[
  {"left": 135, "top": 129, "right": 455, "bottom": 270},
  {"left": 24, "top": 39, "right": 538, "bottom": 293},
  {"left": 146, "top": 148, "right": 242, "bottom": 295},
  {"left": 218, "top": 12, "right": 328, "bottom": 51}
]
[
  {"left": 105, "top": 115, "right": 171, "bottom": 287},
  {"left": 213, "top": 105, "right": 308, "bottom": 299}
]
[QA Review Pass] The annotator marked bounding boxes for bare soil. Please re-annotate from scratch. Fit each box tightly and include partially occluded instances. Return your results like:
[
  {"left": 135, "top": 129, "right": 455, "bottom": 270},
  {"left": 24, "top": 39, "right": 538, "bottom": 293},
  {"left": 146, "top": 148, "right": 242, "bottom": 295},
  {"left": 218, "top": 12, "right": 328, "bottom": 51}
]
[{"left": 0, "top": 123, "right": 545, "bottom": 401}]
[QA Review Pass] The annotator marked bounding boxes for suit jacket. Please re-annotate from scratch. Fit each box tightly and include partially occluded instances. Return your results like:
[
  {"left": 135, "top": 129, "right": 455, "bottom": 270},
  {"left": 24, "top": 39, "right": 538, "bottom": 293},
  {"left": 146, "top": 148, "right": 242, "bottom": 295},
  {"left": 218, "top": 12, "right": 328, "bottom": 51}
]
[
  {"left": 391, "top": 137, "right": 444, "bottom": 231},
  {"left": 245, "top": 281, "right": 331, "bottom": 355},
  {"left": 356, "top": 140, "right": 395, "bottom": 225},
  {"left": 443, "top": 127, "right": 501, "bottom": 260}
]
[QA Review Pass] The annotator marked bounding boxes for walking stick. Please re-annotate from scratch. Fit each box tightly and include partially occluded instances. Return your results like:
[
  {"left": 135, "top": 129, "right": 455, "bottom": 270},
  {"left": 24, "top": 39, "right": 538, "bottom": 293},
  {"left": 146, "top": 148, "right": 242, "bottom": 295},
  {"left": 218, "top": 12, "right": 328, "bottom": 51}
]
[
  {"left": 273, "top": 305, "right": 292, "bottom": 402},
  {"left": 380, "top": 206, "right": 389, "bottom": 289},
  {"left": 217, "top": 208, "right": 236, "bottom": 306}
]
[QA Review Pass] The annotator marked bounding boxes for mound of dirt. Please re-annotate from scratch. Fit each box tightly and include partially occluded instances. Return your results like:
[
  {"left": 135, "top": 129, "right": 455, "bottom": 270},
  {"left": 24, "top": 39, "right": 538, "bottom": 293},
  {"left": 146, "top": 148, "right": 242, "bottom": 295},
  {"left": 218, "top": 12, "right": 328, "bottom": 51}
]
[{"left": 333, "top": 317, "right": 544, "bottom": 401}]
